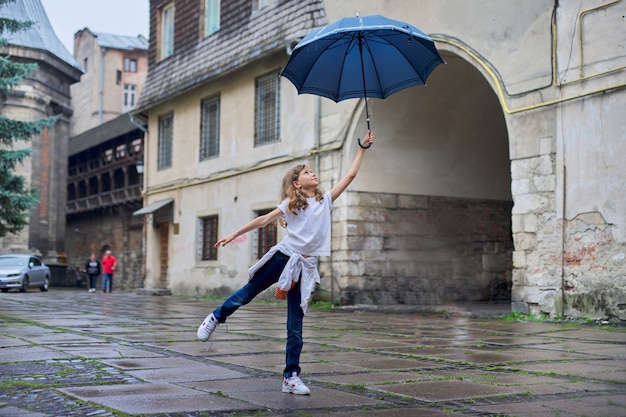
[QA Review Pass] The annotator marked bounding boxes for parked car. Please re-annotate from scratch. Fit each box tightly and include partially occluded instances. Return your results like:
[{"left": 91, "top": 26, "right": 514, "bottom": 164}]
[{"left": 0, "top": 254, "right": 50, "bottom": 292}]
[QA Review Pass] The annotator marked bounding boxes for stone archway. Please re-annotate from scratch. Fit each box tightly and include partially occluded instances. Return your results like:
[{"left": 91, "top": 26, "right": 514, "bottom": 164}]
[{"left": 332, "top": 50, "right": 513, "bottom": 305}]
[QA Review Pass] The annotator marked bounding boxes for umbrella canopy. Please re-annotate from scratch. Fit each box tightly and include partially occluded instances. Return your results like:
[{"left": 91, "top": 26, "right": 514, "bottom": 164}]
[{"left": 281, "top": 14, "right": 445, "bottom": 104}]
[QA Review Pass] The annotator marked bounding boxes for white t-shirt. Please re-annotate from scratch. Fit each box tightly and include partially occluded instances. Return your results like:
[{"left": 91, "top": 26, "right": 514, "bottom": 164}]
[{"left": 277, "top": 191, "right": 332, "bottom": 257}]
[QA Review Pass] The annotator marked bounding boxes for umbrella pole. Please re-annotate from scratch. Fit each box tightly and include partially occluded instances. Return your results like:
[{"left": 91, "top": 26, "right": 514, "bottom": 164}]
[{"left": 357, "top": 32, "right": 372, "bottom": 149}]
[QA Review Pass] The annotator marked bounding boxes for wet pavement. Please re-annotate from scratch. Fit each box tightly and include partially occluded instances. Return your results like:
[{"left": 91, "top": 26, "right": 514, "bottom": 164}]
[{"left": 0, "top": 289, "right": 624, "bottom": 417}]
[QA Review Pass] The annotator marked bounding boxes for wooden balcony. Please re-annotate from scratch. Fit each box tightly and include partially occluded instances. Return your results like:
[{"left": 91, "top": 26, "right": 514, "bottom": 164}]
[{"left": 66, "top": 185, "right": 142, "bottom": 215}]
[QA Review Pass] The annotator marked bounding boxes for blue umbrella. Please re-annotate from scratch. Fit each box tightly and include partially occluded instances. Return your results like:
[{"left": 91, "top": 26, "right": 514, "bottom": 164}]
[{"left": 281, "top": 14, "right": 444, "bottom": 147}]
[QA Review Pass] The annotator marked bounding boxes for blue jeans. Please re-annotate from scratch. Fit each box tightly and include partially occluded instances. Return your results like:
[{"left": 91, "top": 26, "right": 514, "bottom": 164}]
[
  {"left": 103, "top": 273, "right": 113, "bottom": 292},
  {"left": 88, "top": 274, "right": 97, "bottom": 290},
  {"left": 213, "top": 251, "right": 304, "bottom": 378}
]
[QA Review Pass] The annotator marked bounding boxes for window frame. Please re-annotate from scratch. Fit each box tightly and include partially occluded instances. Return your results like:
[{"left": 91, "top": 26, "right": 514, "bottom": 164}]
[
  {"left": 256, "top": 0, "right": 276, "bottom": 9},
  {"left": 254, "top": 209, "right": 278, "bottom": 259},
  {"left": 160, "top": 2, "right": 175, "bottom": 59},
  {"left": 198, "top": 215, "right": 219, "bottom": 261},
  {"left": 123, "top": 57, "right": 138, "bottom": 72},
  {"left": 203, "top": 0, "right": 220, "bottom": 37},
  {"left": 199, "top": 94, "right": 220, "bottom": 160},
  {"left": 254, "top": 70, "right": 281, "bottom": 147},
  {"left": 157, "top": 112, "right": 174, "bottom": 170},
  {"left": 122, "top": 84, "right": 137, "bottom": 113}
]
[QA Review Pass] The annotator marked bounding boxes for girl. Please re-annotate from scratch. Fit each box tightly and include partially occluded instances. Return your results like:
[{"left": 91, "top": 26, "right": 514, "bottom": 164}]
[{"left": 197, "top": 130, "right": 375, "bottom": 395}]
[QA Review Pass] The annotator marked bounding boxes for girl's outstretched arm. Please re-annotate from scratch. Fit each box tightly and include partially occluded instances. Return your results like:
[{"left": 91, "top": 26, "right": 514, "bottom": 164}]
[
  {"left": 330, "top": 130, "right": 374, "bottom": 202},
  {"left": 215, "top": 207, "right": 283, "bottom": 248}
]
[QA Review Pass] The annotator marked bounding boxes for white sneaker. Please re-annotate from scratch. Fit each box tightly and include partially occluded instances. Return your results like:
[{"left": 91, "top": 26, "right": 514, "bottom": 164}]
[
  {"left": 197, "top": 313, "right": 219, "bottom": 342},
  {"left": 282, "top": 372, "right": 311, "bottom": 395}
]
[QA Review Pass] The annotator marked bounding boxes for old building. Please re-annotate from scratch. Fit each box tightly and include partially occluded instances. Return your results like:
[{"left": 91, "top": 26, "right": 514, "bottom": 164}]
[
  {"left": 64, "top": 31, "right": 148, "bottom": 290},
  {"left": 0, "top": 0, "right": 82, "bottom": 282},
  {"left": 135, "top": 0, "right": 625, "bottom": 319},
  {"left": 70, "top": 29, "right": 148, "bottom": 136},
  {"left": 65, "top": 115, "right": 145, "bottom": 290}
]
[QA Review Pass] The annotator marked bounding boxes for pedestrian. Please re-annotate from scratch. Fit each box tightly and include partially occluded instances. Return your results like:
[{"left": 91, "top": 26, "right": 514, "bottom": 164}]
[
  {"left": 82, "top": 253, "right": 101, "bottom": 293},
  {"left": 197, "top": 130, "right": 375, "bottom": 395},
  {"left": 101, "top": 250, "right": 117, "bottom": 293}
]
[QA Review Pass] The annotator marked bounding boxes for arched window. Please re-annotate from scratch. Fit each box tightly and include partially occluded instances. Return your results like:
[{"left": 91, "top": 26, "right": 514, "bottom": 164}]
[
  {"left": 89, "top": 176, "right": 99, "bottom": 195},
  {"left": 101, "top": 173, "right": 111, "bottom": 192},
  {"left": 67, "top": 183, "right": 76, "bottom": 201},
  {"left": 78, "top": 180, "right": 87, "bottom": 198},
  {"left": 113, "top": 168, "right": 125, "bottom": 189}
]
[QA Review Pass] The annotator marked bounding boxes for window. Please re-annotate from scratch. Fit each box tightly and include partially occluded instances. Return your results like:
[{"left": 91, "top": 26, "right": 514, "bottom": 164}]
[
  {"left": 199, "top": 95, "right": 220, "bottom": 160},
  {"left": 198, "top": 215, "right": 218, "bottom": 260},
  {"left": 160, "top": 2, "right": 175, "bottom": 59},
  {"left": 83, "top": 57, "right": 88, "bottom": 72},
  {"left": 254, "top": 70, "right": 280, "bottom": 146},
  {"left": 256, "top": 0, "right": 276, "bottom": 9},
  {"left": 254, "top": 209, "right": 277, "bottom": 259},
  {"left": 116, "top": 70, "right": 122, "bottom": 85},
  {"left": 123, "top": 57, "right": 137, "bottom": 72},
  {"left": 204, "top": 0, "right": 220, "bottom": 37},
  {"left": 123, "top": 84, "right": 137, "bottom": 112},
  {"left": 158, "top": 113, "right": 173, "bottom": 170},
  {"left": 115, "top": 144, "right": 127, "bottom": 159}
]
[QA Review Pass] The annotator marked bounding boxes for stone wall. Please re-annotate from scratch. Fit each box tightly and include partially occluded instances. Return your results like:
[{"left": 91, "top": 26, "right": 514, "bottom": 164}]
[
  {"left": 562, "top": 213, "right": 626, "bottom": 320},
  {"left": 65, "top": 205, "right": 144, "bottom": 291},
  {"left": 318, "top": 191, "right": 513, "bottom": 305}
]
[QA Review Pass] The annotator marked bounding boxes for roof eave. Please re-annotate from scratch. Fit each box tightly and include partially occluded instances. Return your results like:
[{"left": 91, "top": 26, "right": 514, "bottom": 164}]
[{"left": 135, "top": 43, "right": 287, "bottom": 114}]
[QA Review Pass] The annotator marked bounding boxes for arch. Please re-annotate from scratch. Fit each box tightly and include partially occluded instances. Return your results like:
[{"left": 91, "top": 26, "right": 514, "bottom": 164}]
[
  {"left": 88, "top": 176, "right": 99, "bottom": 195},
  {"left": 333, "top": 48, "right": 513, "bottom": 305},
  {"left": 101, "top": 172, "right": 111, "bottom": 192},
  {"left": 113, "top": 168, "right": 125, "bottom": 189},
  {"left": 78, "top": 180, "right": 87, "bottom": 199},
  {"left": 67, "top": 183, "right": 76, "bottom": 201}
]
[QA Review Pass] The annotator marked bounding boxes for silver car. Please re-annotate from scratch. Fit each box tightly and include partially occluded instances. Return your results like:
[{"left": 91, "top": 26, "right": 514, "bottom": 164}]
[{"left": 0, "top": 254, "right": 50, "bottom": 292}]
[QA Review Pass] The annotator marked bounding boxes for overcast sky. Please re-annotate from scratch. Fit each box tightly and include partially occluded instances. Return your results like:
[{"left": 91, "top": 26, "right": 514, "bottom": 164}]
[{"left": 40, "top": 0, "right": 149, "bottom": 54}]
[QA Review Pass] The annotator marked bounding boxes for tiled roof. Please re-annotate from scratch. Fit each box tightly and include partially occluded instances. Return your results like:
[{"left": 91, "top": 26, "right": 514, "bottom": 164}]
[
  {"left": 0, "top": 0, "right": 81, "bottom": 71},
  {"left": 137, "top": 0, "right": 326, "bottom": 111},
  {"left": 69, "top": 114, "right": 142, "bottom": 156},
  {"left": 92, "top": 32, "right": 148, "bottom": 51}
]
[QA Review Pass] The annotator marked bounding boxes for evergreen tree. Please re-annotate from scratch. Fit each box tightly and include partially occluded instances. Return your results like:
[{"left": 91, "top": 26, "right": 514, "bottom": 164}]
[{"left": 0, "top": 0, "right": 57, "bottom": 237}]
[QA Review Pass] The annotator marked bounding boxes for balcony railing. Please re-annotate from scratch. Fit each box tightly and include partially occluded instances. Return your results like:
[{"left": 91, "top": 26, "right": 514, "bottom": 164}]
[{"left": 66, "top": 185, "right": 142, "bottom": 215}]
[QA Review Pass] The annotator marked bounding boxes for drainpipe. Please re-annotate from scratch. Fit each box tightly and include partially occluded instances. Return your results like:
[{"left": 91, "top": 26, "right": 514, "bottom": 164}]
[
  {"left": 130, "top": 114, "right": 148, "bottom": 133},
  {"left": 98, "top": 47, "right": 106, "bottom": 125}
]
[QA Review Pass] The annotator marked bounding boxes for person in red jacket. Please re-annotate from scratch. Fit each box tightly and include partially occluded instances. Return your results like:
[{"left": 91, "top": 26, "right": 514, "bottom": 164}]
[{"left": 101, "top": 250, "right": 117, "bottom": 293}]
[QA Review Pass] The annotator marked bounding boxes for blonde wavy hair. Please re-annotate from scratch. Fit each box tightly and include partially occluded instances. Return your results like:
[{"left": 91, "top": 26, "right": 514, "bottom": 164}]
[{"left": 281, "top": 164, "right": 323, "bottom": 215}]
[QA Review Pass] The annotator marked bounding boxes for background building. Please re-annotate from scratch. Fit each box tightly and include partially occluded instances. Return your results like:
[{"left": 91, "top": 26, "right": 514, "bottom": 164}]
[
  {"left": 64, "top": 30, "right": 148, "bottom": 290},
  {"left": 0, "top": 0, "right": 82, "bottom": 283},
  {"left": 70, "top": 29, "right": 148, "bottom": 136},
  {"left": 135, "top": 0, "right": 625, "bottom": 320}
]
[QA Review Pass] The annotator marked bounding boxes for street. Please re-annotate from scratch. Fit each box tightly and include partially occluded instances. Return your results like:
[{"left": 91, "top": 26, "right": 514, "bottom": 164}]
[{"left": 1, "top": 289, "right": 625, "bottom": 416}]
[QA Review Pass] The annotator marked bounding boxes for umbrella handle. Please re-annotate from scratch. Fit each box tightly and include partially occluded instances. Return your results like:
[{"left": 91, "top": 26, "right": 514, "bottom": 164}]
[
  {"left": 357, "top": 137, "right": 372, "bottom": 149},
  {"left": 358, "top": 117, "right": 372, "bottom": 149}
]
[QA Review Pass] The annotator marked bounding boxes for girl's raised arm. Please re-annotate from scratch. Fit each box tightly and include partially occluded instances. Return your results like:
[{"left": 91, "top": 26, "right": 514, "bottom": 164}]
[
  {"left": 215, "top": 207, "right": 283, "bottom": 248},
  {"left": 330, "top": 130, "right": 374, "bottom": 202}
]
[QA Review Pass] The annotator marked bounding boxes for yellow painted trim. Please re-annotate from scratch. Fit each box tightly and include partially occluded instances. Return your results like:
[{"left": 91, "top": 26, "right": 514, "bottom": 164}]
[{"left": 431, "top": 34, "right": 626, "bottom": 115}]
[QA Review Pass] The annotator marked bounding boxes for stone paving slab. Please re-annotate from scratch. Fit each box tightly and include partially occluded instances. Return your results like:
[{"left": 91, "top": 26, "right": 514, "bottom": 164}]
[
  {"left": 0, "top": 405, "right": 48, "bottom": 417},
  {"left": 1, "top": 289, "right": 625, "bottom": 417},
  {"left": 58, "top": 383, "right": 260, "bottom": 415},
  {"left": 183, "top": 376, "right": 388, "bottom": 410},
  {"left": 473, "top": 393, "right": 626, "bottom": 417},
  {"left": 126, "top": 363, "right": 248, "bottom": 383},
  {"left": 51, "top": 343, "right": 165, "bottom": 359},
  {"left": 311, "top": 370, "right": 439, "bottom": 385},
  {"left": 371, "top": 379, "right": 512, "bottom": 402},
  {"left": 0, "top": 346, "right": 75, "bottom": 362}
]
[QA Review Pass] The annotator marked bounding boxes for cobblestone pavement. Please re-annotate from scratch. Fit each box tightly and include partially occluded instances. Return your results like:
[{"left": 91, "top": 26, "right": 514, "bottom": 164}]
[{"left": 0, "top": 288, "right": 624, "bottom": 417}]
